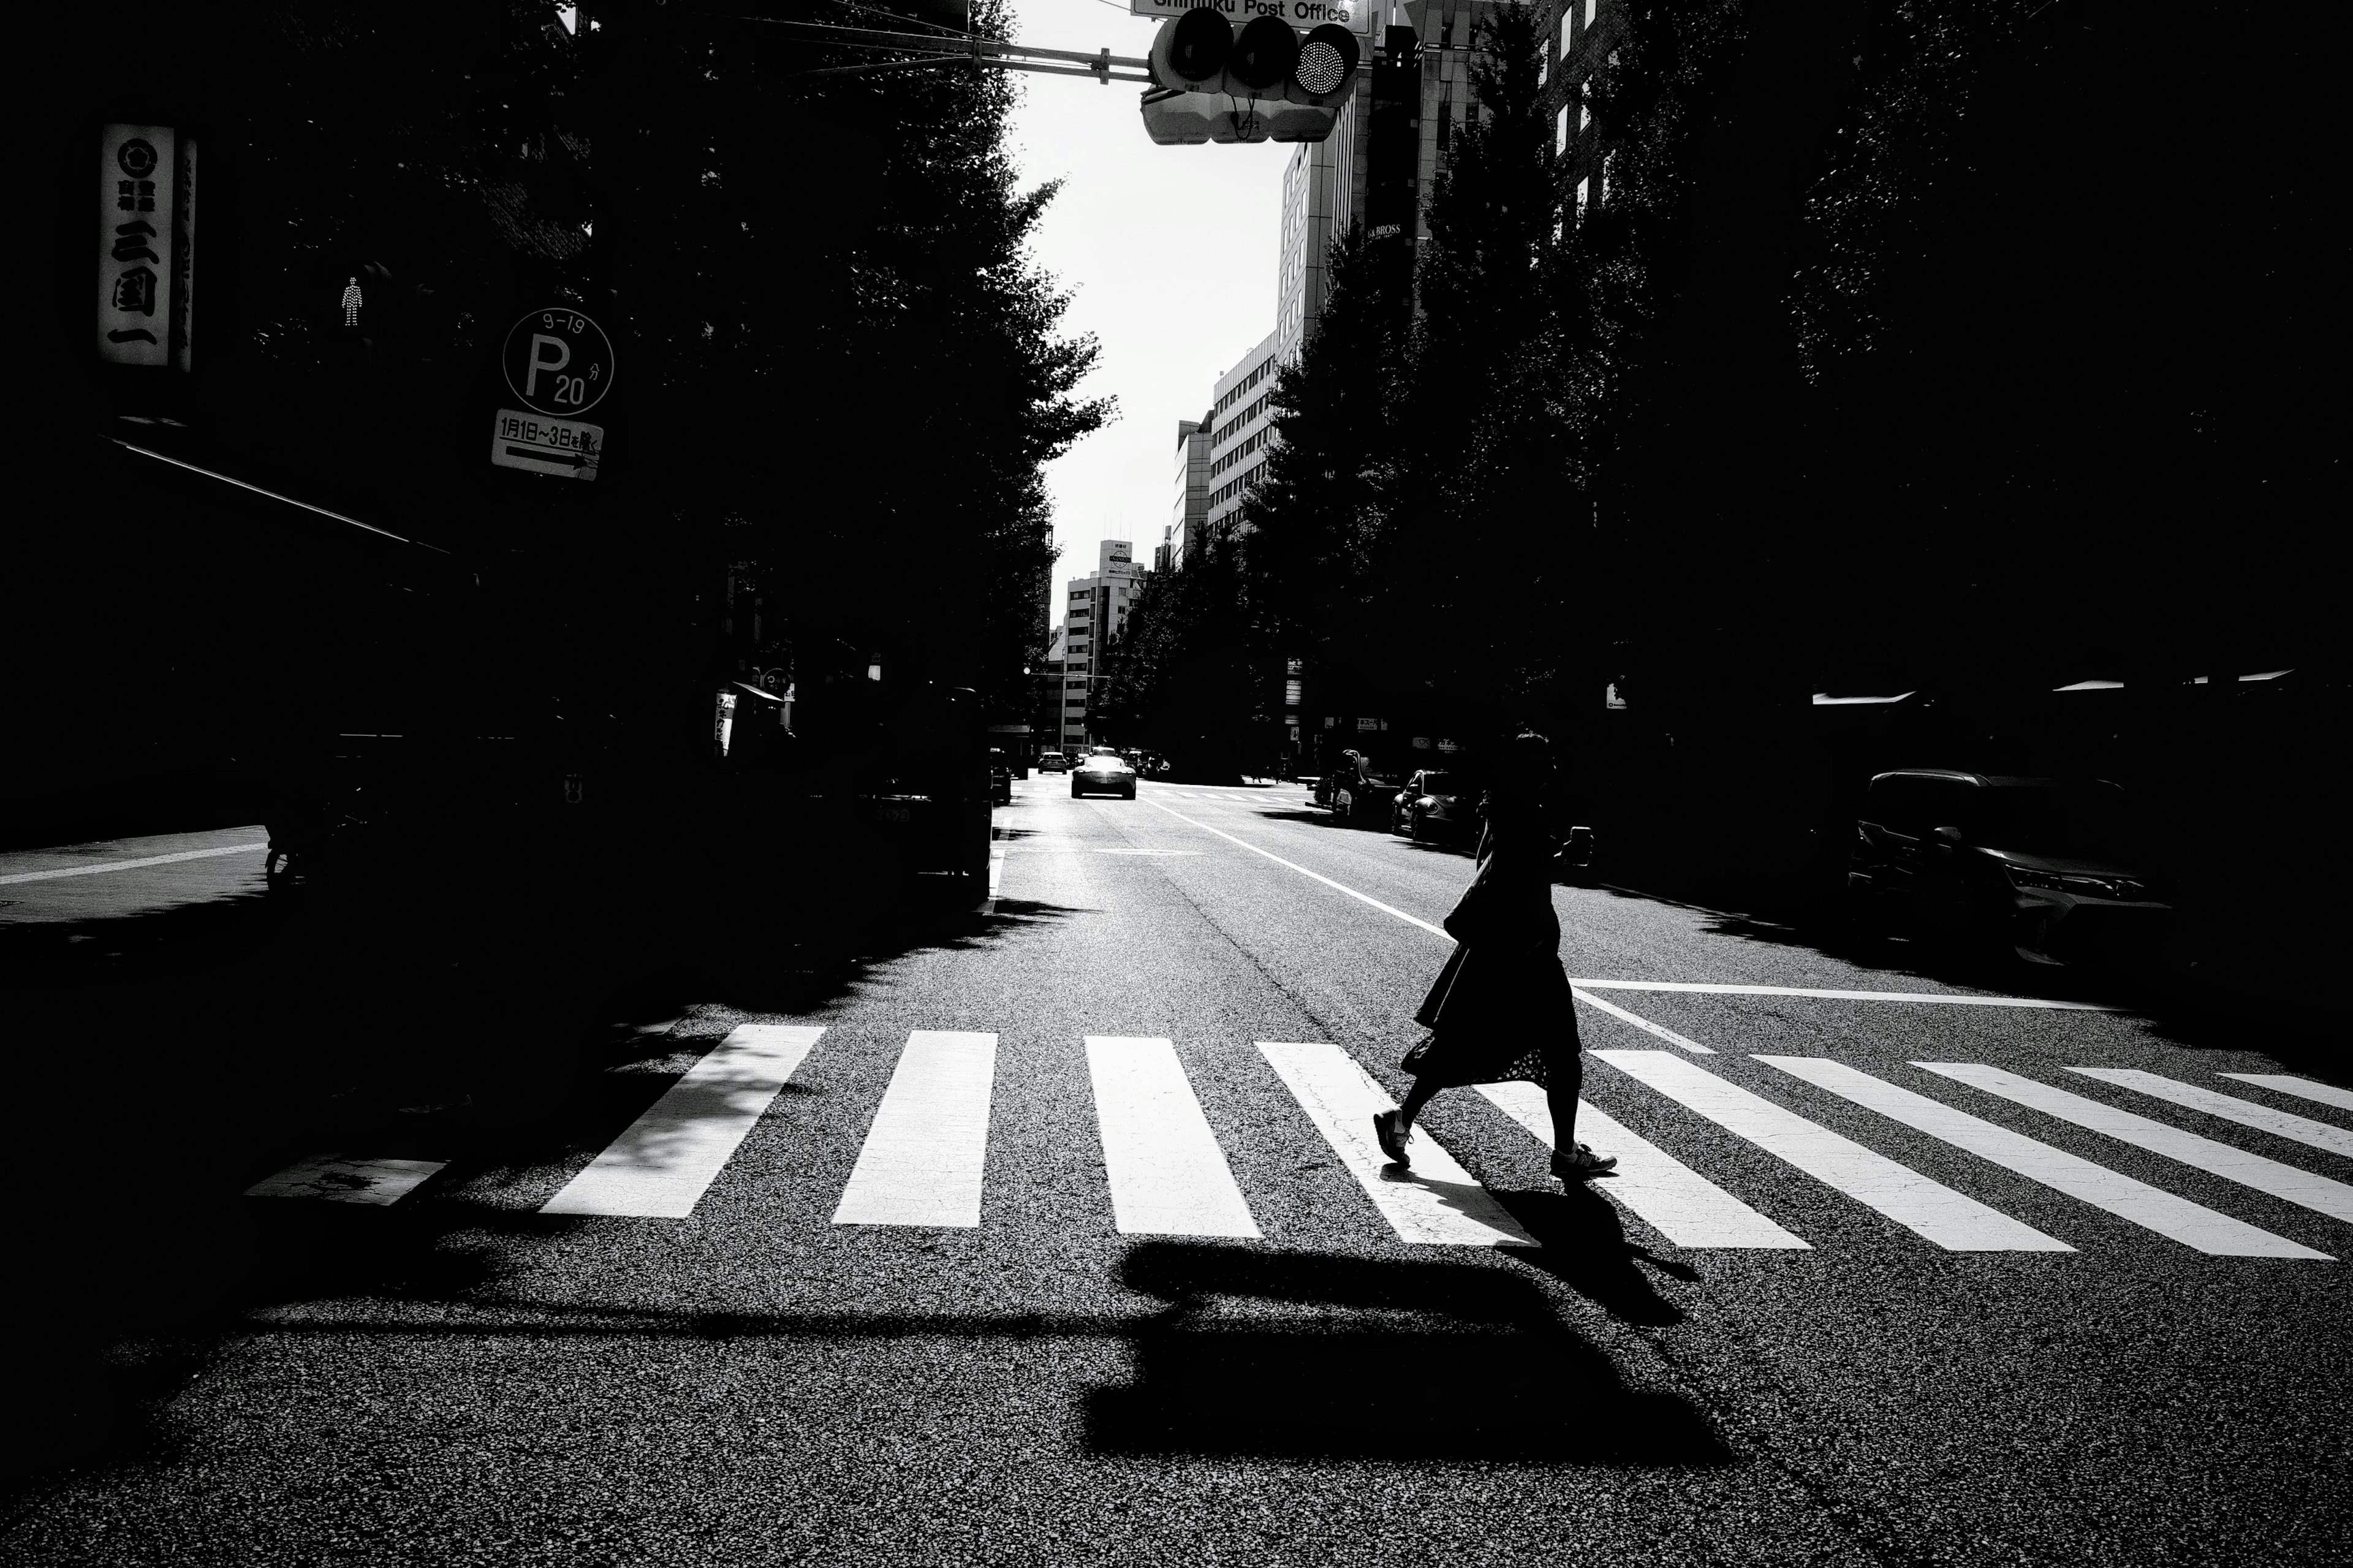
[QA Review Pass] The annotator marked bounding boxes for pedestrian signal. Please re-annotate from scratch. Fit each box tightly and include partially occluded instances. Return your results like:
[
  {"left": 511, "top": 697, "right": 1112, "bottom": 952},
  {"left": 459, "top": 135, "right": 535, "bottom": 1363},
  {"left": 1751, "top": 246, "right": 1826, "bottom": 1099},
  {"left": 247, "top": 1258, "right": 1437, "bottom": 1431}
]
[{"left": 1140, "top": 9, "right": 1362, "bottom": 145}]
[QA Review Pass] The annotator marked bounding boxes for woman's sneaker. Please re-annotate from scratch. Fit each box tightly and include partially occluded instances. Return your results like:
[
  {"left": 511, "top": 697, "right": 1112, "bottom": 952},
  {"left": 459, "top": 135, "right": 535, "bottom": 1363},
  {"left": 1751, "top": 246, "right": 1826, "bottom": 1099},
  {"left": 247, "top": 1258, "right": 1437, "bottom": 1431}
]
[{"left": 1551, "top": 1143, "right": 1618, "bottom": 1180}]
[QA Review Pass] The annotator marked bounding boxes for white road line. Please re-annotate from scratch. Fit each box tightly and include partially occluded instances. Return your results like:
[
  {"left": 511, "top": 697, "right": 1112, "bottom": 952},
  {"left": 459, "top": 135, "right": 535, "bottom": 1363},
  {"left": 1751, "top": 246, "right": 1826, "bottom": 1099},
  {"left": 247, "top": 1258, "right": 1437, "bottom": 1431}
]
[
  {"left": 1594, "top": 1051, "right": 2072, "bottom": 1251},
  {"left": 1759, "top": 1057, "right": 2327, "bottom": 1259},
  {"left": 1574, "top": 988, "right": 1715, "bottom": 1054},
  {"left": 542, "top": 1025, "right": 824, "bottom": 1218},
  {"left": 1086, "top": 1037, "right": 1260, "bottom": 1238},
  {"left": 0, "top": 842, "right": 268, "bottom": 885},
  {"left": 2067, "top": 1069, "right": 2353, "bottom": 1159},
  {"left": 833, "top": 1031, "right": 998, "bottom": 1229},
  {"left": 1258, "top": 1040, "right": 1539, "bottom": 1248},
  {"left": 1571, "top": 979, "right": 2114, "bottom": 1011},
  {"left": 1142, "top": 801, "right": 2102, "bottom": 1013},
  {"left": 246, "top": 1155, "right": 446, "bottom": 1206},
  {"left": 2219, "top": 1075, "right": 2353, "bottom": 1116},
  {"left": 1476, "top": 1083, "right": 1808, "bottom": 1249},
  {"left": 1918, "top": 1062, "right": 2353, "bottom": 1226},
  {"left": 1142, "top": 801, "right": 1451, "bottom": 937}
]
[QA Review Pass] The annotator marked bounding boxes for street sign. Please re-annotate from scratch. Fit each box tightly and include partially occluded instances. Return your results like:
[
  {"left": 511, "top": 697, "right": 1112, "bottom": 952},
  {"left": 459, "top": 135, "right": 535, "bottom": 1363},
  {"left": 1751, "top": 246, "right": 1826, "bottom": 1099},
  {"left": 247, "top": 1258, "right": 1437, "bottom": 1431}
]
[
  {"left": 500, "top": 306, "right": 614, "bottom": 417},
  {"left": 490, "top": 408, "right": 603, "bottom": 480},
  {"left": 1130, "top": 0, "right": 1374, "bottom": 36}
]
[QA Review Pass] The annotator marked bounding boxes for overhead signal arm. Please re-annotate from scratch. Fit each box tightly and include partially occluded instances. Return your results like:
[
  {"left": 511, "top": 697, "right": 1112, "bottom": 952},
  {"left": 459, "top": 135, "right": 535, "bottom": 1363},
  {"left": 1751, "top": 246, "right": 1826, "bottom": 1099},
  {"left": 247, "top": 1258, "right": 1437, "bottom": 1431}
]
[{"left": 701, "top": 14, "right": 1153, "bottom": 82}]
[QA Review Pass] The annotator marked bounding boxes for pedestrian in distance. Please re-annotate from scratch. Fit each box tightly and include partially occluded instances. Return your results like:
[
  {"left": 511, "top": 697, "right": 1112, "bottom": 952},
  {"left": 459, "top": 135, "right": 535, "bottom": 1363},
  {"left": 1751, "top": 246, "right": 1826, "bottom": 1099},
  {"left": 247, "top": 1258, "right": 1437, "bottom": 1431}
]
[{"left": 1374, "top": 728, "right": 1618, "bottom": 1181}]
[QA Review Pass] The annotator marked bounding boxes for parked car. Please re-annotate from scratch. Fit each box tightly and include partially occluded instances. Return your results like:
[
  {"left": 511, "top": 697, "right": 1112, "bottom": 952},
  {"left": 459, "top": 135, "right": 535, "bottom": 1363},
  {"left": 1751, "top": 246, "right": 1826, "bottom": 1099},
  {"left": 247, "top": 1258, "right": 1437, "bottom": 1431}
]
[
  {"left": 1036, "top": 751, "right": 1070, "bottom": 773},
  {"left": 1071, "top": 753, "right": 1137, "bottom": 800},
  {"left": 1847, "top": 769, "right": 2172, "bottom": 966},
  {"left": 1391, "top": 769, "right": 1475, "bottom": 840}
]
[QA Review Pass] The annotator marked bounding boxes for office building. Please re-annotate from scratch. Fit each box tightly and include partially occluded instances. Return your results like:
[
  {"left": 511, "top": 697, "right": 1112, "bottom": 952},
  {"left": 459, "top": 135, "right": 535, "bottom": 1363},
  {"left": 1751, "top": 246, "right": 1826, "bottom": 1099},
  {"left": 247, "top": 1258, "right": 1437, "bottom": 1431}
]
[
  {"left": 1055, "top": 539, "right": 1146, "bottom": 750},
  {"left": 1165, "top": 419, "right": 1212, "bottom": 571},
  {"left": 1540, "top": 0, "right": 1620, "bottom": 227},
  {"left": 1202, "top": 330, "right": 1283, "bottom": 542}
]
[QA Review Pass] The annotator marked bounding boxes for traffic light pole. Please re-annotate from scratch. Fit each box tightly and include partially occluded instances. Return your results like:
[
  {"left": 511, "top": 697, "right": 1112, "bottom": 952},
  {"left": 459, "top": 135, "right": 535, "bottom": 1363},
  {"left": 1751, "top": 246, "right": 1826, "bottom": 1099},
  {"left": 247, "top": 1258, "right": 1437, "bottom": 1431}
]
[{"left": 719, "top": 17, "right": 1155, "bottom": 84}]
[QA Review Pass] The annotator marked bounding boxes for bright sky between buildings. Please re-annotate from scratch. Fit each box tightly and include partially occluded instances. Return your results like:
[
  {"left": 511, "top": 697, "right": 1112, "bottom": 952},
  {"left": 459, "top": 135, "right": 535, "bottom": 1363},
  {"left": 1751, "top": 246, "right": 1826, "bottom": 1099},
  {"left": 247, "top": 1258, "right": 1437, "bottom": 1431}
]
[{"left": 1004, "top": 0, "right": 1292, "bottom": 591}]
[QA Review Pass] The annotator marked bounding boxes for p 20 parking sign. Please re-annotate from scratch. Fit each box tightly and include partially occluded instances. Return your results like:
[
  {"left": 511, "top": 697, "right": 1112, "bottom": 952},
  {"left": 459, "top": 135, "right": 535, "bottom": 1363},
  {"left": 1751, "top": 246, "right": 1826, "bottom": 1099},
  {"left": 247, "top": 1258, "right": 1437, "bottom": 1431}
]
[{"left": 501, "top": 307, "right": 613, "bottom": 417}]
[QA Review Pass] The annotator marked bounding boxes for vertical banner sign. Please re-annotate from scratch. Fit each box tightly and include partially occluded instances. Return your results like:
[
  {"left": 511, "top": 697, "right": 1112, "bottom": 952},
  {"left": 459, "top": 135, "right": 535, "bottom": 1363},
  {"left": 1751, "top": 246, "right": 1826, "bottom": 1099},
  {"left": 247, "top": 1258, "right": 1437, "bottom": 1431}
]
[
  {"left": 97, "top": 124, "right": 179, "bottom": 367},
  {"left": 173, "top": 132, "right": 199, "bottom": 373}
]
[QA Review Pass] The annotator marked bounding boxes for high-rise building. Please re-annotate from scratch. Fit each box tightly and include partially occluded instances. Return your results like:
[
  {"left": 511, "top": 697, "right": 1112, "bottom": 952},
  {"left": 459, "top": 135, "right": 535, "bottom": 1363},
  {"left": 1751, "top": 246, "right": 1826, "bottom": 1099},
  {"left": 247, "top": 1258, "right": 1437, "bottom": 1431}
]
[
  {"left": 1539, "top": 0, "right": 1620, "bottom": 227},
  {"left": 1276, "top": 2, "right": 1518, "bottom": 360},
  {"left": 1055, "top": 539, "right": 1146, "bottom": 749},
  {"left": 1202, "top": 331, "right": 1283, "bottom": 542},
  {"left": 1167, "top": 419, "right": 1211, "bottom": 570}
]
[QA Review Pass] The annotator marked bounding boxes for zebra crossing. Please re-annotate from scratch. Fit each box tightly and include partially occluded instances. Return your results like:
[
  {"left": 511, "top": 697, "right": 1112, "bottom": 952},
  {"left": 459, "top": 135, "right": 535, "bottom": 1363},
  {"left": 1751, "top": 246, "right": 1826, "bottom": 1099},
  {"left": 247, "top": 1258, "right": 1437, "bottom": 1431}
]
[
  {"left": 257, "top": 1018, "right": 2353, "bottom": 1264},
  {"left": 493, "top": 1025, "right": 2353, "bottom": 1262}
]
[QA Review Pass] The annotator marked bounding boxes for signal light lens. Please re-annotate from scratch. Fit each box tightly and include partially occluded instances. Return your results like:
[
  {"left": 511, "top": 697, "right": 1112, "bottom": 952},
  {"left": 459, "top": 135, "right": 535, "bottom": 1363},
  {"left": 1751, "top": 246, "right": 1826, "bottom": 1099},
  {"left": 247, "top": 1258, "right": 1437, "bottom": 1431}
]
[
  {"left": 1294, "top": 24, "right": 1359, "bottom": 97},
  {"left": 1294, "top": 39, "right": 1347, "bottom": 95},
  {"left": 1165, "top": 7, "right": 1232, "bottom": 85},
  {"left": 1229, "top": 15, "right": 1299, "bottom": 93}
]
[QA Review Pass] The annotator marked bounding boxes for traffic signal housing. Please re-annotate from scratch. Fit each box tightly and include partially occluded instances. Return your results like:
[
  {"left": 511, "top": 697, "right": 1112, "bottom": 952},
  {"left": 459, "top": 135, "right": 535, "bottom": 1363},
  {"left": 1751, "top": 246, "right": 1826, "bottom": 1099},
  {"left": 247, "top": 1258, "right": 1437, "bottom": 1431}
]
[{"left": 1141, "top": 9, "right": 1361, "bottom": 146}]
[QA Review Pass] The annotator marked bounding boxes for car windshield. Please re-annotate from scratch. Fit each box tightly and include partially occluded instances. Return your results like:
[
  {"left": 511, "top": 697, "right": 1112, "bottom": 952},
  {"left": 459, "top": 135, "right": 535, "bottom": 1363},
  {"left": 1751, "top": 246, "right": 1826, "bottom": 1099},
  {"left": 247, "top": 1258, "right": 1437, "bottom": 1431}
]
[
  {"left": 1971, "top": 782, "right": 2140, "bottom": 862},
  {"left": 1419, "top": 772, "right": 1452, "bottom": 794}
]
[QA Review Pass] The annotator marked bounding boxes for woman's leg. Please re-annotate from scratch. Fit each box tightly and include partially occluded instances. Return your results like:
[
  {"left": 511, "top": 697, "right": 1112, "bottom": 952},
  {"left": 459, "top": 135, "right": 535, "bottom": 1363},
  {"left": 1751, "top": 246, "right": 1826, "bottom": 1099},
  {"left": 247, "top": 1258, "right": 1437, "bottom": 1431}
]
[
  {"left": 1544, "top": 1053, "right": 1582, "bottom": 1151},
  {"left": 1395, "top": 1076, "right": 1441, "bottom": 1132}
]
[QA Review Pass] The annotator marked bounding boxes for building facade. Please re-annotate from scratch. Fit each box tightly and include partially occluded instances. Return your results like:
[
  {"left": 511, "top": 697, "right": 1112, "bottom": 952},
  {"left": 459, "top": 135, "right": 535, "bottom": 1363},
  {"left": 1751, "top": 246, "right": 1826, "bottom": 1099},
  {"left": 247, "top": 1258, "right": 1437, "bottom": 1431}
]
[
  {"left": 1202, "top": 330, "right": 1283, "bottom": 542},
  {"left": 1055, "top": 539, "right": 1146, "bottom": 751},
  {"left": 1539, "top": 0, "right": 1621, "bottom": 227},
  {"left": 1165, "top": 419, "right": 1212, "bottom": 572}
]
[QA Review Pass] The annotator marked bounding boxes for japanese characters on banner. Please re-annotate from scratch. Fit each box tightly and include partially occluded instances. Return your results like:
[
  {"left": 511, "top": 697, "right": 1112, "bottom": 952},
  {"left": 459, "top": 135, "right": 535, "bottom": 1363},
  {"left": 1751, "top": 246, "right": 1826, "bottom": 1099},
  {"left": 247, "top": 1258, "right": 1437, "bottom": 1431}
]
[{"left": 97, "top": 123, "right": 197, "bottom": 371}]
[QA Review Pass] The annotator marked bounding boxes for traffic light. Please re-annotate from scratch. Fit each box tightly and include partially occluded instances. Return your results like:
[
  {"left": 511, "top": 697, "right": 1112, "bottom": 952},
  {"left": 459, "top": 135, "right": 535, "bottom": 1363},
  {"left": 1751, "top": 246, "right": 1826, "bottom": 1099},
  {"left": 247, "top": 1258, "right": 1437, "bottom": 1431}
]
[{"left": 1141, "top": 8, "right": 1361, "bottom": 146}]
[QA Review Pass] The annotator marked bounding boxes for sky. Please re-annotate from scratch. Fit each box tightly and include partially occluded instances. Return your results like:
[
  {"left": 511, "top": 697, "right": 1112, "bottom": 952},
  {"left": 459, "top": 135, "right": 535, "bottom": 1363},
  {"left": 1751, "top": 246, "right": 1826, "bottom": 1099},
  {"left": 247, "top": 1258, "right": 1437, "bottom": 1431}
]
[{"left": 1001, "top": 0, "right": 1294, "bottom": 597}]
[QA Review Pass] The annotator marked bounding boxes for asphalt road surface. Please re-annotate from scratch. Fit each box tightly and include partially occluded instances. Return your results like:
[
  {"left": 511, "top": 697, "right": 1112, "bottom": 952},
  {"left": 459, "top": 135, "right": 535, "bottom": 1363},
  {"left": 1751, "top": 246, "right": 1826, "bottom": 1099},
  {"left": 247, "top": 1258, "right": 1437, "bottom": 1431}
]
[{"left": 4, "top": 780, "right": 2349, "bottom": 1566}]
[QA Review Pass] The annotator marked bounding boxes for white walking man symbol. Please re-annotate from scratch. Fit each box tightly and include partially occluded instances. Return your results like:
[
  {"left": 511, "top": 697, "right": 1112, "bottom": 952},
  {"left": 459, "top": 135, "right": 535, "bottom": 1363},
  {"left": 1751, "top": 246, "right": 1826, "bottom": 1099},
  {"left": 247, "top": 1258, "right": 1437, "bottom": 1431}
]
[{"left": 342, "top": 276, "right": 363, "bottom": 328}]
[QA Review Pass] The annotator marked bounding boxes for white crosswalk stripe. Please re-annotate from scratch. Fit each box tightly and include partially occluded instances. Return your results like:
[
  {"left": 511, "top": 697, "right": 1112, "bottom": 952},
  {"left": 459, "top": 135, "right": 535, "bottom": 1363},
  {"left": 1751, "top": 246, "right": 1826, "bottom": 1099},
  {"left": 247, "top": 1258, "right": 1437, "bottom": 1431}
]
[
  {"left": 2066, "top": 1068, "right": 2353, "bottom": 1159},
  {"left": 1759, "top": 1057, "right": 2327, "bottom": 1258},
  {"left": 1258, "top": 1040, "right": 1539, "bottom": 1247},
  {"left": 542, "top": 1025, "right": 823, "bottom": 1218},
  {"left": 1595, "top": 1051, "right": 2074, "bottom": 1251},
  {"left": 2211, "top": 1074, "right": 2353, "bottom": 1111},
  {"left": 1917, "top": 1062, "right": 2353, "bottom": 1226},
  {"left": 1476, "top": 1082, "right": 1809, "bottom": 1248},
  {"left": 833, "top": 1031, "right": 998, "bottom": 1228},
  {"left": 1087, "top": 1036, "right": 1260, "bottom": 1238},
  {"left": 2216, "top": 1074, "right": 2353, "bottom": 1117}
]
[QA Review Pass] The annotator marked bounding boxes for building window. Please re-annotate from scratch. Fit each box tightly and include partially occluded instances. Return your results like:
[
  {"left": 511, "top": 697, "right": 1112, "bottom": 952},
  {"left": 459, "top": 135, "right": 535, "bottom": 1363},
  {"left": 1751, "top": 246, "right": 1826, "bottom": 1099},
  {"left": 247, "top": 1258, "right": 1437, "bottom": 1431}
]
[
  {"left": 1584, "top": 0, "right": 1597, "bottom": 25},
  {"left": 1575, "top": 176, "right": 1590, "bottom": 216},
  {"left": 1599, "top": 151, "right": 1614, "bottom": 204},
  {"left": 1560, "top": 12, "right": 1571, "bottom": 56},
  {"left": 1580, "top": 99, "right": 1591, "bottom": 133},
  {"left": 1556, "top": 105, "right": 1568, "bottom": 154}
]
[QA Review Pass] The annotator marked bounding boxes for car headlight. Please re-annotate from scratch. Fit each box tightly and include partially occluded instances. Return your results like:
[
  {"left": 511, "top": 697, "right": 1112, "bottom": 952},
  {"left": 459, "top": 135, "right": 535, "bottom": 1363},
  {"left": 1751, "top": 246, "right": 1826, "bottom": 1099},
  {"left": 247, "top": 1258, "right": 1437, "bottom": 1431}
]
[{"left": 2006, "top": 867, "right": 2151, "bottom": 901}]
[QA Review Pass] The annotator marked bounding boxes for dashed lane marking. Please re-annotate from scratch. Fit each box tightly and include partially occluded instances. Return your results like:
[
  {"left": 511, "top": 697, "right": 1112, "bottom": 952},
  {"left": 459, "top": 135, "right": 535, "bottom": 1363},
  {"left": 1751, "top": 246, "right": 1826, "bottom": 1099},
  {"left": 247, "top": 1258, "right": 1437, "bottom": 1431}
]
[
  {"left": 542, "top": 1025, "right": 824, "bottom": 1218},
  {"left": 1477, "top": 1082, "right": 1809, "bottom": 1249},
  {"left": 1086, "top": 1036, "right": 1260, "bottom": 1238},
  {"left": 1596, "top": 1051, "right": 2074, "bottom": 1252},
  {"left": 1760, "top": 1057, "right": 2327, "bottom": 1258},
  {"left": 1917, "top": 1062, "right": 2353, "bottom": 1227},
  {"left": 2067, "top": 1069, "right": 2353, "bottom": 1160},
  {"left": 0, "top": 842, "right": 269, "bottom": 885},
  {"left": 833, "top": 1031, "right": 997, "bottom": 1229},
  {"left": 1259, "top": 1040, "right": 1539, "bottom": 1248}
]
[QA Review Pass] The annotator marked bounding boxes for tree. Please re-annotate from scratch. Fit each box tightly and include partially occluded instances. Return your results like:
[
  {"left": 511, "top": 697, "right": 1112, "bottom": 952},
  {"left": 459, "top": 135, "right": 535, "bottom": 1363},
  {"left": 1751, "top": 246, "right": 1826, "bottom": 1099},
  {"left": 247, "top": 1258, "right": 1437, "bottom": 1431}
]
[{"left": 1093, "top": 537, "right": 1261, "bottom": 779}]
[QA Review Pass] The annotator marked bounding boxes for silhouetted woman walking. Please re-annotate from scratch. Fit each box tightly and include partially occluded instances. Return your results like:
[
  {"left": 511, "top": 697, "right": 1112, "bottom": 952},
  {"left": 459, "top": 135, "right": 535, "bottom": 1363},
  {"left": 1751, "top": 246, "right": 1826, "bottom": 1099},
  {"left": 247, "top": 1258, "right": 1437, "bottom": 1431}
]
[{"left": 1374, "top": 729, "right": 1616, "bottom": 1180}]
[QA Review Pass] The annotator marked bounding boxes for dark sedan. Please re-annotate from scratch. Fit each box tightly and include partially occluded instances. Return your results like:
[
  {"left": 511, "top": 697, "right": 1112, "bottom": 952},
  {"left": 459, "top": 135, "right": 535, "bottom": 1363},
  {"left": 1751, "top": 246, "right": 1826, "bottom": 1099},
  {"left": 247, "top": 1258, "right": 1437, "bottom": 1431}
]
[
  {"left": 1390, "top": 769, "right": 1474, "bottom": 840},
  {"left": 1070, "top": 754, "right": 1138, "bottom": 800},
  {"left": 1847, "top": 768, "right": 2173, "bottom": 966}
]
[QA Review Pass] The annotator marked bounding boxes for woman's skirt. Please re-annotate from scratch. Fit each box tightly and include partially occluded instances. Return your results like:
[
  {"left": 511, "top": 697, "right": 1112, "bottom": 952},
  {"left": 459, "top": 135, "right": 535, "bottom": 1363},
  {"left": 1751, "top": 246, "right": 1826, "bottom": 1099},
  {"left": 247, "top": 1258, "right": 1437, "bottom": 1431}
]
[{"left": 1403, "top": 942, "right": 1583, "bottom": 1088}]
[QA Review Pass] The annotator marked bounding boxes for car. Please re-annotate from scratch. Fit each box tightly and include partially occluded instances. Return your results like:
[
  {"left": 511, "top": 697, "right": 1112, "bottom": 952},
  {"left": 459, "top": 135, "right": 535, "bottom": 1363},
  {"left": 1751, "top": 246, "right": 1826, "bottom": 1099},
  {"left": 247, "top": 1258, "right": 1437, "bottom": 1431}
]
[
  {"left": 1036, "top": 751, "right": 1070, "bottom": 773},
  {"left": 1071, "top": 753, "right": 1137, "bottom": 799},
  {"left": 1846, "top": 768, "right": 2173, "bottom": 966},
  {"left": 1391, "top": 768, "right": 1475, "bottom": 840}
]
